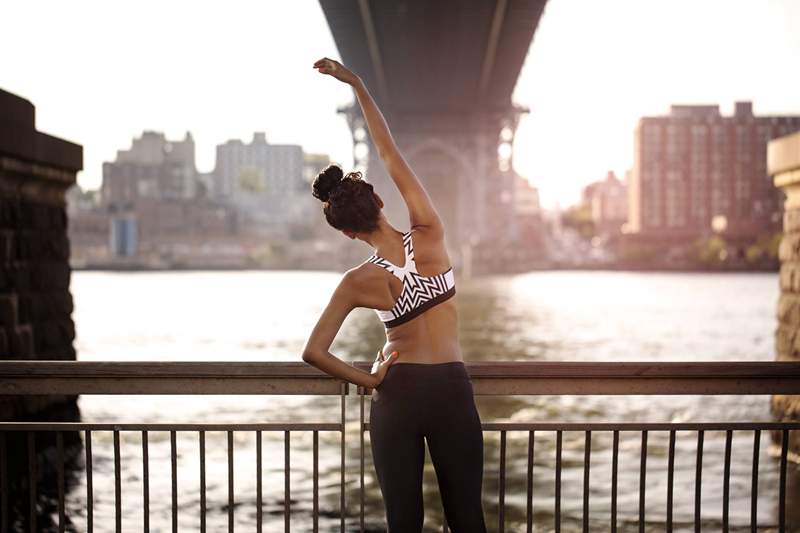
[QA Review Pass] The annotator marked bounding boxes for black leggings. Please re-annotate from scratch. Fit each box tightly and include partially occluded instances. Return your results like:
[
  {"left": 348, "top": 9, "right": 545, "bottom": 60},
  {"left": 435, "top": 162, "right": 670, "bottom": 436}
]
[{"left": 369, "top": 361, "right": 487, "bottom": 532}]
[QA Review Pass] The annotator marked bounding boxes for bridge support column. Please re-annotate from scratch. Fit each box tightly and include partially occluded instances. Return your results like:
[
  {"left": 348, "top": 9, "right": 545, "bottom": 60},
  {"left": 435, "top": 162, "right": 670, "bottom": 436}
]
[
  {"left": 0, "top": 88, "right": 82, "bottom": 421},
  {"left": 339, "top": 103, "right": 526, "bottom": 273},
  {"left": 770, "top": 131, "right": 800, "bottom": 459}
]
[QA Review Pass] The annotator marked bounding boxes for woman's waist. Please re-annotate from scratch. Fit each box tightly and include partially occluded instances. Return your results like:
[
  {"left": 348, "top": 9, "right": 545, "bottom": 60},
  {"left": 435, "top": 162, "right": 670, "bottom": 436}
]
[
  {"left": 386, "top": 352, "right": 463, "bottom": 365},
  {"left": 379, "top": 359, "right": 471, "bottom": 387},
  {"left": 381, "top": 337, "right": 461, "bottom": 363},
  {"left": 371, "top": 362, "right": 473, "bottom": 404}
]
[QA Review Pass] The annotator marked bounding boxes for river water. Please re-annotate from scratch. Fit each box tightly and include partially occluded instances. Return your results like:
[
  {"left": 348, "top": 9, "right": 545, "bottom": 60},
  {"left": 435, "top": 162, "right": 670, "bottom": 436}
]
[{"left": 56, "top": 270, "right": 793, "bottom": 532}]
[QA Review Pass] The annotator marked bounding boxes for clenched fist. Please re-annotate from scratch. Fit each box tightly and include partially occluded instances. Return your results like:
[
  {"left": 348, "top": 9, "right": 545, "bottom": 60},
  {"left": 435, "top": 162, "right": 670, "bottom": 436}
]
[{"left": 313, "top": 57, "right": 360, "bottom": 86}]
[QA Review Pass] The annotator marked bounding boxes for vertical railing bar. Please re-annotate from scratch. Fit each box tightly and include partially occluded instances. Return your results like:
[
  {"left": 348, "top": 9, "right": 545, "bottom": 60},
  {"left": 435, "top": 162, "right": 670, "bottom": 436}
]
[
  {"left": 142, "top": 430, "right": 150, "bottom": 533},
  {"left": 113, "top": 430, "right": 121, "bottom": 533},
  {"left": 667, "top": 430, "right": 675, "bottom": 533},
  {"left": 555, "top": 430, "right": 562, "bottom": 533},
  {"left": 639, "top": 430, "right": 647, "bottom": 533},
  {"left": 56, "top": 431, "right": 65, "bottom": 533},
  {"left": 695, "top": 430, "right": 704, "bottom": 533},
  {"left": 313, "top": 430, "right": 319, "bottom": 533},
  {"left": 499, "top": 430, "right": 506, "bottom": 533},
  {"left": 779, "top": 429, "right": 788, "bottom": 532},
  {"left": 722, "top": 430, "right": 732, "bottom": 533},
  {"left": 257, "top": 430, "right": 263, "bottom": 533},
  {"left": 527, "top": 430, "right": 534, "bottom": 533},
  {"left": 360, "top": 388, "right": 365, "bottom": 533},
  {"left": 0, "top": 432, "right": 6, "bottom": 533},
  {"left": 85, "top": 430, "right": 93, "bottom": 533},
  {"left": 28, "top": 431, "right": 36, "bottom": 533},
  {"left": 751, "top": 429, "right": 760, "bottom": 533},
  {"left": 285, "top": 430, "right": 291, "bottom": 533},
  {"left": 340, "top": 382, "right": 346, "bottom": 533},
  {"left": 170, "top": 430, "right": 177, "bottom": 533},
  {"left": 228, "top": 430, "right": 234, "bottom": 532},
  {"left": 200, "top": 431, "right": 206, "bottom": 533},
  {"left": 583, "top": 431, "right": 591, "bottom": 533},
  {"left": 611, "top": 430, "right": 619, "bottom": 533}
]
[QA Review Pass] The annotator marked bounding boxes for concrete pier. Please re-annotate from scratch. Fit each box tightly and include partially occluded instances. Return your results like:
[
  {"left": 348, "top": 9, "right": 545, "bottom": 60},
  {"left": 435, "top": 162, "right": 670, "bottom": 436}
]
[
  {"left": 770, "top": 130, "right": 800, "bottom": 457},
  {"left": 0, "top": 88, "right": 82, "bottom": 420}
]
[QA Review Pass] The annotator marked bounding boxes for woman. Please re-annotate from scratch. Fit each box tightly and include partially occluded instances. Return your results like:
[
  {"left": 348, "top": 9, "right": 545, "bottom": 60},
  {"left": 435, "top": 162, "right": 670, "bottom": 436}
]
[{"left": 302, "top": 57, "right": 487, "bottom": 532}]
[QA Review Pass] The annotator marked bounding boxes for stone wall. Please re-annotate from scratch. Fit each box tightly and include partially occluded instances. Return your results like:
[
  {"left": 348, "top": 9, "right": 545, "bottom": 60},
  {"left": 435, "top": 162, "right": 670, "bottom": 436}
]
[
  {"left": 0, "top": 88, "right": 82, "bottom": 420},
  {"left": 770, "top": 131, "right": 800, "bottom": 457}
]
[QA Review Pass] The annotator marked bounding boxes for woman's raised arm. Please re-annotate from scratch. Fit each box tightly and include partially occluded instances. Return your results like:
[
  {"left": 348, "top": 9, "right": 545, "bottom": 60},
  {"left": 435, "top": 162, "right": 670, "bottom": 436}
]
[{"left": 313, "top": 57, "right": 445, "bottom": 236}]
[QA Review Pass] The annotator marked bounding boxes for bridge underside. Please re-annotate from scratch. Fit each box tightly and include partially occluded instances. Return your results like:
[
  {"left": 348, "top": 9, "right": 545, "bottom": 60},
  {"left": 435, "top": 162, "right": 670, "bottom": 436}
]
[{"left": 320, "top": 0, "right": 547, "bottom": 268}]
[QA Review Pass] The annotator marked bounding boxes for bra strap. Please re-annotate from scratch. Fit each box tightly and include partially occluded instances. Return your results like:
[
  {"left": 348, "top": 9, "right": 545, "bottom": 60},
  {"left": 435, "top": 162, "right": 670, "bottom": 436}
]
[
  {"left": 366, "top": 229, "right": 418, "bottom": 280},
  {"left": 366, "top": 254, "right": 405, "bottom": 280},
  {"left": 403, "top": 230, "right": 417, "bottom": 272}
]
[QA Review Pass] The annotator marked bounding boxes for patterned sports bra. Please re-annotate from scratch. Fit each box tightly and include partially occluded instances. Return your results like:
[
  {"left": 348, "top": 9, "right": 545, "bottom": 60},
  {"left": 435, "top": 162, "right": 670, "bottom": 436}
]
[{"left": 366, "top": 229, "right": 456, "bottom": 328}]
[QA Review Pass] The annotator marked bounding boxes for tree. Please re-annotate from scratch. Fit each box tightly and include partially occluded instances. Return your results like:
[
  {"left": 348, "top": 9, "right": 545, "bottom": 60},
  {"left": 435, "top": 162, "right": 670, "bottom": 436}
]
[
  {"left": 238, "top": 167, "right": 264, "bottom": 193},
  {"left": 561, "top": 204, "right": 596, "bottom": 240}
]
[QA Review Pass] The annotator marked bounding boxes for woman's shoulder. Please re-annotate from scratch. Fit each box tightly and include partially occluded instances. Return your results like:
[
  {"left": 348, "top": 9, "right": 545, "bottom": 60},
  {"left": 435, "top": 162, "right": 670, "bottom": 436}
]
[
  {"left": 338, "top": 263, "right": 396, "bottom": 310},
  {"left": 408, "top": 224, "right": 449, "bottom": 266},
  {"left": 343, "top": 262, "right": 389, "bottom": 289}
]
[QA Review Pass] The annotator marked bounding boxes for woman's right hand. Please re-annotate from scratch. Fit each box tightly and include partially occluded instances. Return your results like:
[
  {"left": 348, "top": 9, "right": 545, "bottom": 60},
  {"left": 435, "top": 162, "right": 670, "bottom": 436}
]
[
  {"left": 370, "top": 347, "right": 398, "bottom": 388},
  {"left": 313, "top": 57, "right": 360, "bottom": 86}
]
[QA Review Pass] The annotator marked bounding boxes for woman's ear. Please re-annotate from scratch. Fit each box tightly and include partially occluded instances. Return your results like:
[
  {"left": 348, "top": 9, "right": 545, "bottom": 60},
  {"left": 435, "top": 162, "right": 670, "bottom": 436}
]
[
  {"left": 343, "top": 230, "right": 357, "bottom": 240},
  {"left": 373, "top": 192, "right": 384, "bottom": 208}
]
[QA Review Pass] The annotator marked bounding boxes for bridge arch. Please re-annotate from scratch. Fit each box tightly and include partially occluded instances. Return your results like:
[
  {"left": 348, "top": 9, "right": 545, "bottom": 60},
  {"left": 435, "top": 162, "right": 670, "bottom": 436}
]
[{"left": 404, "top": 137, "right": 471, "bottom": 250}]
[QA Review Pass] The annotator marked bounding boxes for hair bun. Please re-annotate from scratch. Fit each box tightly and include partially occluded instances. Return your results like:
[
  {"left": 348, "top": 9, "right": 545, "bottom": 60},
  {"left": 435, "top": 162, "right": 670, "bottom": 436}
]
[{"left": 312, "top": 164, "right": 344, "bottom": 202}]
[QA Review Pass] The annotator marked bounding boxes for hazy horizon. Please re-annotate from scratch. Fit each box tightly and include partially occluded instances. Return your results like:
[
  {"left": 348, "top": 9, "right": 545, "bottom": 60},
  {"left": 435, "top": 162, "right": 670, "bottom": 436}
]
[{"left": 3, "top": 0, "right": 799, "bottom": 208}]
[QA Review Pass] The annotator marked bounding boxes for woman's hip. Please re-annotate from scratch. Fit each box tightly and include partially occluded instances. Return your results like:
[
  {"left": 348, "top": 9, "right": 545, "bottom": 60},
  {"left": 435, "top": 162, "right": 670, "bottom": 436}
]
[
  {"left": 371, "top": 361, "right": 473, "bottom": 399},
  {"left": 369, "top": 361, "right": 479, "bottom": 426}
]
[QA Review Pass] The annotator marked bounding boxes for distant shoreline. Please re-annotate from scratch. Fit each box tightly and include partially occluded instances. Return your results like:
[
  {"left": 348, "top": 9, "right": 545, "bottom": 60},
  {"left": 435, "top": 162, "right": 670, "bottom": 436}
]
[{"left": 70, "top": 263, "right": 779, "bottom": 274}]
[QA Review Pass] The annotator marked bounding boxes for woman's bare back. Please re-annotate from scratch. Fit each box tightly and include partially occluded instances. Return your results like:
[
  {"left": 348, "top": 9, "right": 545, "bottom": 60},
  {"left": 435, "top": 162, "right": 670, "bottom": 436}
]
[{"left": 360, "top": 225, "right": 463, "bottom": 364}]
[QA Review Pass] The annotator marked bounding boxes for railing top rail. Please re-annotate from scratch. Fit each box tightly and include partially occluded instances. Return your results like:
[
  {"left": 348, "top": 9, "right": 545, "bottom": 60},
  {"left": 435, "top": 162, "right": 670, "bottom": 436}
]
[
  {"left": 1, "top": 361, "right": 799, "bottom": 395},
  {"left": 2, "top": 360, "right": 800, "bottom": 377},
  {"left": 1, "top": 421, "right": 799, "bottom": 431},
  {"left": 0, "top": 361, "right": 332, "bottom": 378},
  {"left": 357, "top": 361, "right": 800, "bottom": 379}
]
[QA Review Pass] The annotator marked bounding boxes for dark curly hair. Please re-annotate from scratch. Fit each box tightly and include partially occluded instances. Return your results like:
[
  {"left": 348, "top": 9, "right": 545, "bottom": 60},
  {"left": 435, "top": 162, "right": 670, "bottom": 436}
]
[{"left": 311, "top": 164, "right": 380, "bottom": 233}]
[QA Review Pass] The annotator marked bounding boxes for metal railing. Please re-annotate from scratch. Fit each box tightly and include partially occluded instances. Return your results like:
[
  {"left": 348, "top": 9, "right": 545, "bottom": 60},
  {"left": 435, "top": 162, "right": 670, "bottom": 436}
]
[{"left": 0, "top": 361, "right": 799, "bottom": 532}]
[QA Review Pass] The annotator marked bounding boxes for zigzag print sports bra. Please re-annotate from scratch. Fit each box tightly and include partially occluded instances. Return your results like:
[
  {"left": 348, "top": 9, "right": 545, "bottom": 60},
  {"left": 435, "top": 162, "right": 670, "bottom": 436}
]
[{"left": 366, "top": 229, "right": 456, "bottom": 328}]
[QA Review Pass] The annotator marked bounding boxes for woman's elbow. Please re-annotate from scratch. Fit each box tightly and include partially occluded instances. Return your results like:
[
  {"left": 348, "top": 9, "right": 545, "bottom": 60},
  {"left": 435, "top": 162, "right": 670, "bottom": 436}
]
[{"left": 302, "top": 349, "right": 320, "bottom": 364}]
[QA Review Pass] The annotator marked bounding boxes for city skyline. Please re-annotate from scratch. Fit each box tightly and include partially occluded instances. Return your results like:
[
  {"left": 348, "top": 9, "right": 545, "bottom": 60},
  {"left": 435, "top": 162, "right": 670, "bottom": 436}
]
[{"left": 2, "top": 0, "right": 799, "bottom": 208}]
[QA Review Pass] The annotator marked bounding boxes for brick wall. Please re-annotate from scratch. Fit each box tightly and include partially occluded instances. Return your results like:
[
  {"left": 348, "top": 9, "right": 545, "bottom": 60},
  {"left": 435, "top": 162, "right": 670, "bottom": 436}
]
[{"left": 0, "top": 88, "right": 82, "bottom": 420}]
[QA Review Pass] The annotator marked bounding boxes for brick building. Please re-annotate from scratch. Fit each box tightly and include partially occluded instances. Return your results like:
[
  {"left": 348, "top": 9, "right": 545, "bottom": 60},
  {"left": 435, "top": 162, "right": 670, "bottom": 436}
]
[
  {"left": 98, "top": 131, "right": 237, "bottom": 261},
  {"left": 629, "top": 102, "right": 800, "bottom": 243},
  {"left": 212, "top": 133, "right": 316, "bottom": 238},
  {"left": 102, "top": 130, "right": 199, "bottom": 206}
]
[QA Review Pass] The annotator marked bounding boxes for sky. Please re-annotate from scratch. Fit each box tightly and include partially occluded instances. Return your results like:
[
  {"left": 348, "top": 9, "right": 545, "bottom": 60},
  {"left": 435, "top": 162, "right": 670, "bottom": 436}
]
[{"left": 2, "top": 0, "right": 799, "bottom": 209}]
